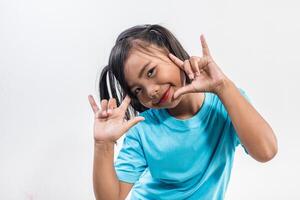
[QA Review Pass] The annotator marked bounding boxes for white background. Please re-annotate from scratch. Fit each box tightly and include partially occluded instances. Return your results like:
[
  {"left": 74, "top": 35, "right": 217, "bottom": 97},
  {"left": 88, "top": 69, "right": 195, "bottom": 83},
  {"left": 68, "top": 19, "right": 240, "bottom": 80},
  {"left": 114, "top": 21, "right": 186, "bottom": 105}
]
[{"left": 1, "top": 0, "right": 299, "bottom": 199}]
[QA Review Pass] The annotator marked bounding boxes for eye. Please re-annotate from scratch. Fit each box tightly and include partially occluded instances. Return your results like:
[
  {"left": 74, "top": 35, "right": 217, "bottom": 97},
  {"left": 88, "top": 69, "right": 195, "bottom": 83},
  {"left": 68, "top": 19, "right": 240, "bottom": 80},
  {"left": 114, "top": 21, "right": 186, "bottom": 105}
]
[
  {"left": 147, "top": 67, "right": 155, "bottom": 77},
  {"left": 133, "top": 67, "right": 156, "bottom": 95},
  {"left": 134, "top": 88, "right": 141, "bottom": 95}
]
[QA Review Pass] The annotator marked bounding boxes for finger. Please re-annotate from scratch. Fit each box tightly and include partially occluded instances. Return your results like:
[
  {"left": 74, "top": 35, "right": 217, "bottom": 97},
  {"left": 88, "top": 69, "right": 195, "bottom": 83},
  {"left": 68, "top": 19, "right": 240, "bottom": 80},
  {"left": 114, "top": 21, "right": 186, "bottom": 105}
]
[
  {"left": 173, "top": 84, "right": 195, "bottom": 99},
  {"left": 119, "top": 116, "right": 145, "bottom": 137},
  {"left": 198, "top": 57, "right": 210, "bottom": 72},
  {"left": 100, "top": 99, "right": 108, "bottom": 116},
  {"left": 183, "top": 60, "right": 195, "bottom": 80},
  {"left": 119, "top": 95, "right": 131, "bottom": 112},
  {"left": 189, "top": 56, "right": 201, "bottom": 77},
  {"left": 168, "top": 53, "right": 184, "bottom": 69},
  {"left": 95, "top": 109, "right": 107, "bottom": 119},
  {"left": 200, "top": 34, "right": 211, "bottom": 57},
  {"left": 107, "top": 98, "right": 117, "bottom": 114},
  {"left": 88, "top": 95, "right": 99, "bottom": 114}
]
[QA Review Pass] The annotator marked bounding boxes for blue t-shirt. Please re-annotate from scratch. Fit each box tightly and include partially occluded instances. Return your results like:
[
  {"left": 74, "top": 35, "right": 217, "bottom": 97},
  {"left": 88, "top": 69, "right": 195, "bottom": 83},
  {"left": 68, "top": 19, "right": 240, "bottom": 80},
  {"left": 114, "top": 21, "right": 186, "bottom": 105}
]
[{"left": 114, "top": 89, "right": 250, "bottom": 200}]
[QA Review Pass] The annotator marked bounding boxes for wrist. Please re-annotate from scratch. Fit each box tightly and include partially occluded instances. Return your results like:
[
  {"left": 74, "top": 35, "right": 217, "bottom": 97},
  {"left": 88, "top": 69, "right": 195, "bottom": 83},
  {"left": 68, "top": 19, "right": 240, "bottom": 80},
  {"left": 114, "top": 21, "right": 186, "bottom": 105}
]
[
  {"left": 94, "top": 141, "right": 116, "bottom": 153},
  {"left": 94, "top": 140, "right": 117, "bottom": 148},
  {"left": 94, "top": 138, "right": 118, "bottom": 145},
  {"left": 214, "top": 78, "right": 235, "bottom": 97}
]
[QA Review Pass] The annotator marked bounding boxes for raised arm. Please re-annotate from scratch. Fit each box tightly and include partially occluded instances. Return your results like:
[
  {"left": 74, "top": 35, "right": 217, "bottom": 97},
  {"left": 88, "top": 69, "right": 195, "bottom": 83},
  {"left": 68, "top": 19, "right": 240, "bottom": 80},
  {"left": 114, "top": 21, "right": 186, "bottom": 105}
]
[
  {"left": 93, "top": 141, "right": 119, "bottom": 199},
  {"left": 168, "top": 35, "right": 277, "bottom": 162},
  {"left": 88, "top": 95, "right": 144, "bottom": 199},
  {"left": 216, "top": 79, "right": 278, "bottom": 162}
]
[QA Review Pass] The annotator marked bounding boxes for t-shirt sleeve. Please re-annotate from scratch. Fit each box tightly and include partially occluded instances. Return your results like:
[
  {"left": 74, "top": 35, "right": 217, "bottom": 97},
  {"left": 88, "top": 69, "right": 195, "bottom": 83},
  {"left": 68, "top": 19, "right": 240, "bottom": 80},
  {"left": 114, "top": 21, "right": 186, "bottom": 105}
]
[
  {"left": 114, "top": 127, "right": 147, "bottom": 184},
  {"left": 231, "top": 88, "right": 251, "bottom": 154}
]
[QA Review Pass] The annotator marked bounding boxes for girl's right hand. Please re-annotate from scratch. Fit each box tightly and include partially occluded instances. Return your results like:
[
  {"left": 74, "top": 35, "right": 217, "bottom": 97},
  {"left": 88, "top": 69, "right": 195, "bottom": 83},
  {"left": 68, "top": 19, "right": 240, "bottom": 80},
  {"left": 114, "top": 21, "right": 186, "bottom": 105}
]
[{"left": 88, "top": 95, "right": 145, "bottom": 144}]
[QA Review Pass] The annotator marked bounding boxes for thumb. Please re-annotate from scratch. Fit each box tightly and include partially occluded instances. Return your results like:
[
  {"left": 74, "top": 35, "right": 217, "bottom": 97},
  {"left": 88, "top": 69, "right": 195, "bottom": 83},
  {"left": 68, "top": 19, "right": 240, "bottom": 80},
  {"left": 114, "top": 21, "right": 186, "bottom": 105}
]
[
  {"left": 173, "top": 84, "right": 195, "bottom": 99},
  {"left": 119, "top": 116, "right": 145, "bottom": 136}
]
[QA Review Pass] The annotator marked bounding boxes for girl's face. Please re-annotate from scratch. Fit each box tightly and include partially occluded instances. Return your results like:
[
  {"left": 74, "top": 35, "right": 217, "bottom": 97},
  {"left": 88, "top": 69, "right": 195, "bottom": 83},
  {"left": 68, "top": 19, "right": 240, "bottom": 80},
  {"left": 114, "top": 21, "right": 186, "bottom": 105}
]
[{"left": 124, "top": 45, "right": 186, "bottom": 109}]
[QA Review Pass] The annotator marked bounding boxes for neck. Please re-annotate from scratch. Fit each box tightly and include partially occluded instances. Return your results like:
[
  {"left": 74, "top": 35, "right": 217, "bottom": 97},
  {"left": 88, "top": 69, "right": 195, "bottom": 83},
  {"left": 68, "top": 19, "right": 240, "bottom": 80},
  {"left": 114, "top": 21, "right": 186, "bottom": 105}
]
[{"left": 167, "top": 92, "right": 205, "bottom": 120}]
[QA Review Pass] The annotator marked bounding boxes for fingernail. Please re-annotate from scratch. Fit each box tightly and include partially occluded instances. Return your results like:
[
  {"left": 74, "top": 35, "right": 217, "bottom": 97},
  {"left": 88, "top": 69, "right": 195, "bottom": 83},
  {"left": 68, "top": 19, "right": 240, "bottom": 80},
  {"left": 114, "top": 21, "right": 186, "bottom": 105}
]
[
  {"left": 107, "top": 109, "right": 112, "bottom": 114},
  {"left": 195, "top": 72, "right": 200, "bottom": 77}
]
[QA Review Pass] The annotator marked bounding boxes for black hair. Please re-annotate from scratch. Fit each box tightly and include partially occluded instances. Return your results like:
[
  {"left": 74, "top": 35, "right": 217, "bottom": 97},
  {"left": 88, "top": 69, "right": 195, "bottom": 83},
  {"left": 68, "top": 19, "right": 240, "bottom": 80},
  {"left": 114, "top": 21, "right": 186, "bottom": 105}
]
[{"left": 99, "top": 24, "right": 192, "bottom": 120}]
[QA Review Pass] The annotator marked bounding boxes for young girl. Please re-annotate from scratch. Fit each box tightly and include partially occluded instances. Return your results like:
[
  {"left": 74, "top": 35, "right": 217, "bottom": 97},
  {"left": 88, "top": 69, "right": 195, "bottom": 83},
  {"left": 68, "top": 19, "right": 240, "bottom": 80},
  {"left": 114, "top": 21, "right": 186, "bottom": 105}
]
[{"left": 88, "top": 24, "right": 278, "bottom": 200}]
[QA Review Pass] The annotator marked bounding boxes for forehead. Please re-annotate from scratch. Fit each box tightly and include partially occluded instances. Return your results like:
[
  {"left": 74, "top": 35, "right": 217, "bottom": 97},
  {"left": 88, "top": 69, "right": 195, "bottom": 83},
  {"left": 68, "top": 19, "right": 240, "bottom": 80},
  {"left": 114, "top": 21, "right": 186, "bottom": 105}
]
[{"left": 125, "top": 50, "right": 150, "bottom": 72}]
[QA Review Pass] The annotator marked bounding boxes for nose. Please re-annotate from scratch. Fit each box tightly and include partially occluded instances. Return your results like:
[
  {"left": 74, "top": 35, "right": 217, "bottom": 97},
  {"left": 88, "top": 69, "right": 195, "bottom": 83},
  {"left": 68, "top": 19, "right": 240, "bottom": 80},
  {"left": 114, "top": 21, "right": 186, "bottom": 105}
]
[{"left": 146, "top": 85, "right": 159, "bottom": 99}]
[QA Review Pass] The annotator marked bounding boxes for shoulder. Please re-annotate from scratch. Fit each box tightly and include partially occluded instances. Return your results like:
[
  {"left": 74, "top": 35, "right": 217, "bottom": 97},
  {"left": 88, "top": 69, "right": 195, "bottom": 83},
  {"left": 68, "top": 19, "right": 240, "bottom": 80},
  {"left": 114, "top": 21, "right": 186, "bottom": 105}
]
[
  {"left": 125, "top": 109, "right": 158, "bottom": 137},
  {"left": 137, "top": 108, "right": 161, "bottom": 126},
  {"left": 205, "top": 88, "right": 250, "bottom": 115},
  {"left": 209, "top": 87, "right": 249, "bottom": 103}
]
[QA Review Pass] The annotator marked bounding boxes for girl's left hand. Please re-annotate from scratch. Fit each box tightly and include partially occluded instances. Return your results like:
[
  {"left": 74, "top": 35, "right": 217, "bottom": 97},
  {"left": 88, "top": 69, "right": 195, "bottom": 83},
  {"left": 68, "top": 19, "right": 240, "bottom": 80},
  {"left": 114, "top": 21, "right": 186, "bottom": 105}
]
[{"left": 169, "top": 35, "right": 229, "bottom": 99}]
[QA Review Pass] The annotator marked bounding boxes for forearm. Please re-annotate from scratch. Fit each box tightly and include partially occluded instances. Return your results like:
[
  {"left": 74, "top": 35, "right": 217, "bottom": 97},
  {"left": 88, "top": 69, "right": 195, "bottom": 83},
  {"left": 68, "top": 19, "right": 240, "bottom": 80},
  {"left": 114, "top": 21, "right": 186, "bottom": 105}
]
[
  {"left": 93, "top": 141, "right": 119, "bottom": 200},
  {"left": 216, "top": 79, "right": 278, "bottom": 162}
]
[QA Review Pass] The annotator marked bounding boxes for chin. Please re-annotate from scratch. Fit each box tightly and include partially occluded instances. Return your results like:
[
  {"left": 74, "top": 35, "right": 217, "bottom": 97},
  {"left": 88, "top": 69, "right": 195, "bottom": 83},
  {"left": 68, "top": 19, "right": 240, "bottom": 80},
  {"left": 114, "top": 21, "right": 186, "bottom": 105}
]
[{"left": 153, "top": 98, "right": 182, "bottom": 109}]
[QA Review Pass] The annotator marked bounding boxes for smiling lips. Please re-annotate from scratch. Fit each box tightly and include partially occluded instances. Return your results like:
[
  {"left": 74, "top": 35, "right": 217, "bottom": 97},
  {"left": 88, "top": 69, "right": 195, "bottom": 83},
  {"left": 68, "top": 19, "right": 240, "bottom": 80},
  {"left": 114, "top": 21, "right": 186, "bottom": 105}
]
[{"left": 157, "top": 87, "right": 171, "bottom": 105}]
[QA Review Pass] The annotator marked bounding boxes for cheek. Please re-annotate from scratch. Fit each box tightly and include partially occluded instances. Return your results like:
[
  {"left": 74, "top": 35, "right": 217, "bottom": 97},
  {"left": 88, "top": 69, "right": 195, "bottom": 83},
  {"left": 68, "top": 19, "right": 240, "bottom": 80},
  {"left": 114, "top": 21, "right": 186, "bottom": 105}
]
[
  {"left": 159, "top": 65, "right": 182, "bottom": 85},
  {"left": 138, "top": 98, "right": 153, "bottom": 108}
]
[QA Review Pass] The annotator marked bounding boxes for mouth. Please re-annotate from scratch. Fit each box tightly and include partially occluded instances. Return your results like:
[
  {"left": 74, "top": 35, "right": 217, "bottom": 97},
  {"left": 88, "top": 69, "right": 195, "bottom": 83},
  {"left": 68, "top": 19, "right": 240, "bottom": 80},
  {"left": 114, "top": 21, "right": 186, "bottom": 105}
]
[{"left": 156, "top": 87, "right": 171, "bottom": 105}]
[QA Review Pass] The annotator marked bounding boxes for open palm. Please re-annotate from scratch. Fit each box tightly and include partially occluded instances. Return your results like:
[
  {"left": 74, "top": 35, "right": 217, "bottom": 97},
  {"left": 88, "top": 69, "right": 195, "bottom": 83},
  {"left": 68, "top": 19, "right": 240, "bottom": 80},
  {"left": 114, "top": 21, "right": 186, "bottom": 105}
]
[{"left": 88, "top": 95, "right": 144, "bottom": 144}]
